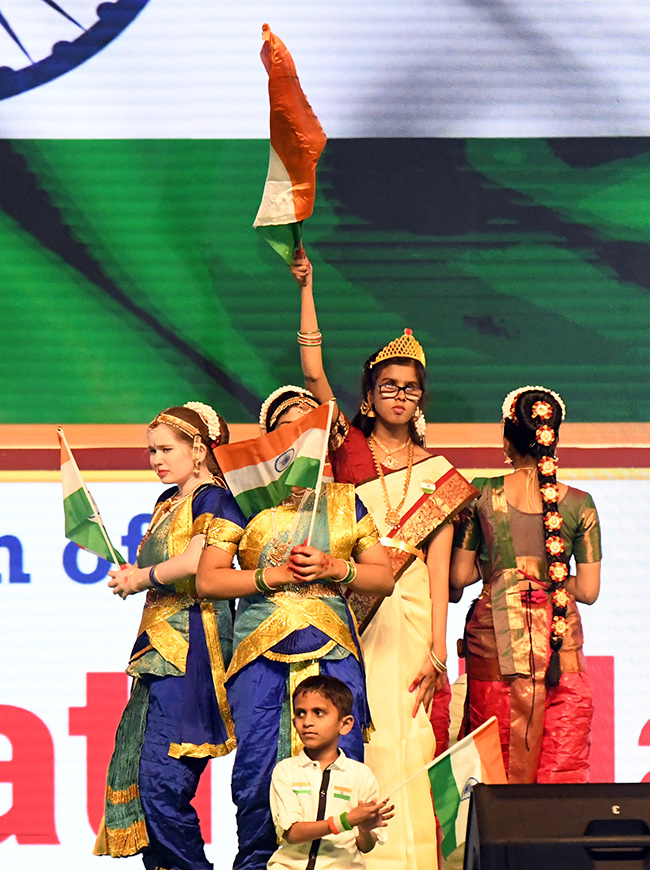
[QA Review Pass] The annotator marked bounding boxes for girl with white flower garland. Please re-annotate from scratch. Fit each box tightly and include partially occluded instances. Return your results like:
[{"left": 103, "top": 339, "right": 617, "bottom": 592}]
[
  {"left": 450, "top": 386, "right": 602, "bottom": 783},
  {"left": 95, "top": 403, "right": 247, "bottom": 870}
]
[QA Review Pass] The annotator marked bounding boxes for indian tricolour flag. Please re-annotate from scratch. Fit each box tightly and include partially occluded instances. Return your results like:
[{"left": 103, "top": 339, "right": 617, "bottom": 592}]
[
  {"left": 428, "top": 716, "right": 506, "bottom": 859},
  {"left": 253, "top": 23, "right": 327, "bottom": 263},
  {"left": 214, "top": 401, "right": 333, "bottom": 520},
  {"left": 58, "top": 428, "right": 125, "bottom": 565}
]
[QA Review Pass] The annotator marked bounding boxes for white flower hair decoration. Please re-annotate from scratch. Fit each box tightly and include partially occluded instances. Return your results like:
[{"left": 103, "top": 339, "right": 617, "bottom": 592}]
[
  {"left": 258, "top": 385, "right": 318, "bottom": 433},
  {"left": 414, "top": 409, "right": 427, "bottom": 445},
  {"left": 183, "top": 402, "right": 221, "bottom": 443},
  {"left": 501, "top": 385, "right": 566, "bottom": 423}
]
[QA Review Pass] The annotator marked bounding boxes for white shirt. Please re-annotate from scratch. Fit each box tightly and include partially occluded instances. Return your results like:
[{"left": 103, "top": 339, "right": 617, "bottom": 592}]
[{"left": 268, "top": 749, "right": 386, "bottom": 870}]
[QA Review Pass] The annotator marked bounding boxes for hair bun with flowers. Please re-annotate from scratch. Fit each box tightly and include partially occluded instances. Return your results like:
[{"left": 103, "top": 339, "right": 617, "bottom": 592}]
[
  {"left": 183, "top": 402, "right": 222, "bottom": 445},
  {"left": 258, "top": 385, "right": 319, "bottom": 434},
  {"left": 502, "top": 385, "right": 566, "bottom": 423}
]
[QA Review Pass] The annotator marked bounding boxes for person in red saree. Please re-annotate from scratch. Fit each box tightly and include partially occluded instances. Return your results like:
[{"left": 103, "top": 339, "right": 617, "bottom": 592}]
[
  {"left": 450, "top": 386, "right": 602, "bottom": 783},
  {"left": 290, "top": 253, "right": 477, "bottom": 870}
]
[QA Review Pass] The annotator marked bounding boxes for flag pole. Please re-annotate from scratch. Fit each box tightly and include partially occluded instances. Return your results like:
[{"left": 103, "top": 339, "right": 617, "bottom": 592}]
[
  {"left": 58, "top": 427, "right": 123, "bottom": 567},
  {"left": 379, "top": 716, "right": 499, "bottom": 801},
  {"left": 305, "top": 399, "right": 335, "bottom": 547}
]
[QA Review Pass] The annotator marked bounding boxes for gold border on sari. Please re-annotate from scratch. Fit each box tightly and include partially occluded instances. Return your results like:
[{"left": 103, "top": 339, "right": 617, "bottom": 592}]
[
  {"left": 327, "top": 483, "right": 361, "bottom": 558},
  {"left": 199, "top": 600, "right": 236, "bottom": 751},
  {"left": 93, "top": 818, "right": 149, "bottom": 857},
  {"left": 136, "top": 602, "right": 191, "bottom": 672},
  {"left": 226, "top": 598, "right": 358, "bottom": 679},
  {"left": 264, "top": 639, "right": 337, "bottom": 663},
  {"left": 168, "top": 740, "right": 234, "bottom": 759}
]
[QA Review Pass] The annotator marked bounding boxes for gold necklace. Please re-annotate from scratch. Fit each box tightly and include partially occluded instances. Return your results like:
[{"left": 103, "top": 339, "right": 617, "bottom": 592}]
[
  {"left": 369, "top": 434, "right": 410, "bottom": 470},
  {"left": 368, "top": 438, "right": 414, "bottom": 527}
]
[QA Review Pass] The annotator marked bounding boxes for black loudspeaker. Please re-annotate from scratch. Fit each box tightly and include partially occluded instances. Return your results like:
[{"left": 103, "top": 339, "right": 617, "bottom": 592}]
[{"left": 464, "top": 783, "right": 650, "bottom": 870}]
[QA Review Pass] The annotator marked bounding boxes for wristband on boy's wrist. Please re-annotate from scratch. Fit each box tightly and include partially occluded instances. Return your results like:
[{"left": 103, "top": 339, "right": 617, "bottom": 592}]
[
  {"left": 326, "top": 814, "right": 350, "bottom": 835},
  {"left": 340, "top": 811, "right": 353, "bottom": 831}
]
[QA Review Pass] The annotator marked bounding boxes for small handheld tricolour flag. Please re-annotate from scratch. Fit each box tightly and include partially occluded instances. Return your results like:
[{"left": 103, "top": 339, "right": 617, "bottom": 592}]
[
  {"left": 428, "top": 717, "right": 506, "bottom": 859},
  {"left": 253, "top": 23, "right": 327, "bottom": 264},
  {"left": 214, "top": 401, "right": 334, "bottom": 523},
  {"left": 58, "top": 427, "right": 125, "bottom": 565},
  {"left": 381, "top": 716, "right": 505, "bottom": 860}
]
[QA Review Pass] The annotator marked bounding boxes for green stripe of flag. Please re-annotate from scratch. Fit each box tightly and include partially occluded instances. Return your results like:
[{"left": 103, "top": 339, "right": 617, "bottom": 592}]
[
  {"left": 63, "top": 487, "right": 98, "bottom": 537},
  {"left": 428, "top": 755, "right": 460, "bottom": 858},
  {"left": 64, "top": 489, "right": 124, "bottom": 562}
]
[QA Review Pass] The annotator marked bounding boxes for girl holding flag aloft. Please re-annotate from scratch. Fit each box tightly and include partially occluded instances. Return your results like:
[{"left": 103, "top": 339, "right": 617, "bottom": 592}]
[
  {"left": 291, "top": 254, "right": 477, "bottom": 870},
  {"left": 94, "top": 403, "right": 246, "bottom": 870},
  {"left": 196, "top": 386, "right": 394, "bottom": 870}
]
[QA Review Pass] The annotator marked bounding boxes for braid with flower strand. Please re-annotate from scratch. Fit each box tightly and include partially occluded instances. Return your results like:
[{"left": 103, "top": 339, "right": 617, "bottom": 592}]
[{"left": 503, "top": 386, "right": 568, "bottom": 688}]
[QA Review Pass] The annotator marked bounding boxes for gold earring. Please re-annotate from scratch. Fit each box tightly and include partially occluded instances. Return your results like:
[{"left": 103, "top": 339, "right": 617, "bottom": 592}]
[
  {"left": 192, "top": 435, "right": 202, "bottom": 475},
  {"left": 360, "top": 397, "right": 375, "bottom": 417}
]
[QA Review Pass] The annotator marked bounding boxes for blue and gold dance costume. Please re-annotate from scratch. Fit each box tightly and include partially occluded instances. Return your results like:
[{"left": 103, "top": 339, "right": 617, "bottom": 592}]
[
  {"left": 216, "top": 483, "right": 380, "bottom": 870},
  {"left": 94, "top": 483, "right": 245, "bottom": 870}
]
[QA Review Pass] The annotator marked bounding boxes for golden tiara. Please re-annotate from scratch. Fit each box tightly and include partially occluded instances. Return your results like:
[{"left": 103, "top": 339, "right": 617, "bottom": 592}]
[{"left": 369, "top": 328, "right": 426, "bottom": 369}]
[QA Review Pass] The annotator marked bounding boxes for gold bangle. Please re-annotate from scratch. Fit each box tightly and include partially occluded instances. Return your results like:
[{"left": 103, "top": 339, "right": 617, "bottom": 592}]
[
  {"left": 429, "top": 650, "right": 447, "bottom": 673},
  {"left": 297, "top": 330, "right": 322, "bottom": 347},
  {"left": 254, "top": 567, "right": 273, "bottom": 594}
]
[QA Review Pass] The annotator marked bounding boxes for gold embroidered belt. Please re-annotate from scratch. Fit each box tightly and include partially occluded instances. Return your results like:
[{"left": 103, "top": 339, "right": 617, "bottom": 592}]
[{"left": 265, "top": 582, "right": 340, "bottom": 599}]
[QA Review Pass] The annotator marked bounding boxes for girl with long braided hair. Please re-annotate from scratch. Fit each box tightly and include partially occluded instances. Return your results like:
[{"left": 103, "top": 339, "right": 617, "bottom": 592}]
[{"left": 450, "top": 386, "right": 602, "bottom": 783}]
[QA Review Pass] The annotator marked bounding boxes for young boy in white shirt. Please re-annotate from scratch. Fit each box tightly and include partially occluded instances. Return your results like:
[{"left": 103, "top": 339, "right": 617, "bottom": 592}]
[{"left": 267, "top": 675, "right": 394, "bottom": 870}]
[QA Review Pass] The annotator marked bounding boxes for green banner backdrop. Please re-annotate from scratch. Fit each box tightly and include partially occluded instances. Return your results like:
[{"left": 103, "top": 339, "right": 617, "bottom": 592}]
[{"left": 1, "top": 137, "right": 647, "bottom": 424}]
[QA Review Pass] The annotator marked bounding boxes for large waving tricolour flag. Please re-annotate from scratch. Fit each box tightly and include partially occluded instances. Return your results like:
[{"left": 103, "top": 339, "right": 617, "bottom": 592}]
[
  {"left": 214, "top": 401, "right": 334, "bottom": 520},
  {"left": 253, "top": 23, "right": 327, "bottom": 263}
]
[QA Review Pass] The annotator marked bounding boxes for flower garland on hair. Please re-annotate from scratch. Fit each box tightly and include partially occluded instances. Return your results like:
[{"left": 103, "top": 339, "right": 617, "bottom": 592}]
[
  {"left": 502, "top": 385, "right": 566, "bottom": 424},
  {"left": 508, "top": 385, "right": 568, "bottom": 688},
  {"left": 414, "top": 407, "right": 427, "bottom": 447},
  {"left": 258, "top": 385, "right": 318, "bottom": 433},
  {"left": 183, "top": 401, "right": 221, "bottom": 447}
]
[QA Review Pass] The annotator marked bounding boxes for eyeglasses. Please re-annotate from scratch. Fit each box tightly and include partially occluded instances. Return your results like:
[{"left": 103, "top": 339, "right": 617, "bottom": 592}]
[{"left": 377, "top": 382, "right": 423, "bottom": 401}]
